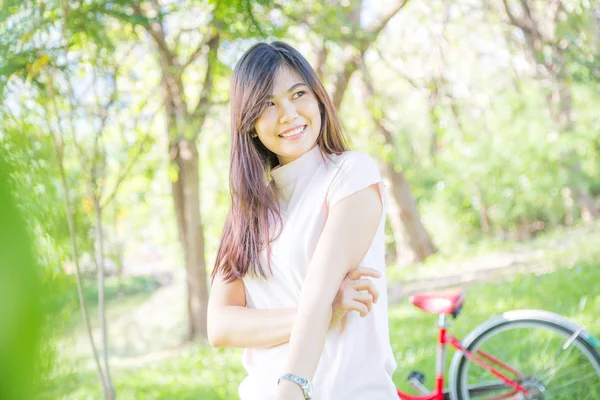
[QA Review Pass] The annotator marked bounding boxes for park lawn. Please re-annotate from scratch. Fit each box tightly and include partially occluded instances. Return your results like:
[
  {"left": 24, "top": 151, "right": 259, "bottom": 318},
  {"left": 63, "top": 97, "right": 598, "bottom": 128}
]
[{"left": 42, "top": 235, "right": 600, "bottom": 399}]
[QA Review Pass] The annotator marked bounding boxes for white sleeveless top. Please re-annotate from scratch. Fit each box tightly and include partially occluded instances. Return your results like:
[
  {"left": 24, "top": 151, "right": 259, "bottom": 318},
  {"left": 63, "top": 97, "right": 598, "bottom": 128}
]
[{"left": 239, "top": 145, "right": 398, "bottom": 400}]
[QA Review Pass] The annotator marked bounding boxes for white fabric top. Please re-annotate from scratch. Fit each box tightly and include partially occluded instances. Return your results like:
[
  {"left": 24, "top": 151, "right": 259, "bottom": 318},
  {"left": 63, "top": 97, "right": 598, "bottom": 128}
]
[{"left": 239, "top": 145, "right": 398, "bottom": 400}]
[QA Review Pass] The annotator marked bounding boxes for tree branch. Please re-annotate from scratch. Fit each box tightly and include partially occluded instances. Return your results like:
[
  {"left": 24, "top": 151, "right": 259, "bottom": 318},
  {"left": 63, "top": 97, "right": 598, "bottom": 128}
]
[
  {"left": 192, "top": 33, "right": 220, "bottom": 122},
  {"left": 245, "top": 0, "right": 265, "bottom": 37},
  {"left": 312, "top": 37, "right": 328, "bottom": 82},
  {"left": 366, "top": 0, "right": 411, "bottom": 36},
  {"left": 131, "top": 2, "right": 175, "bottom": 66},
  {"left": 181, "top": 28, "right": 216, "bottom": 70},
  {"left": 374, "top": 47, "right": 422, "bottom": 90},
  {"left": 502, "top": 0, "right": 527, "bottom": 32},
  {"left": 100, "top": 128, "right": 153, "bottom": 210},
  {"left": 360, "top": 61, "right": 395, "bottom": 145}
]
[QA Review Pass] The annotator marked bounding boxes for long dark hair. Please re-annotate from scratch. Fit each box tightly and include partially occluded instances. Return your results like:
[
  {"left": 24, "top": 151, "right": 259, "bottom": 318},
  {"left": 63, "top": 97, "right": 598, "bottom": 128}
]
[{"left": 213, "top": 41, "right": 349, "bottom": 283}]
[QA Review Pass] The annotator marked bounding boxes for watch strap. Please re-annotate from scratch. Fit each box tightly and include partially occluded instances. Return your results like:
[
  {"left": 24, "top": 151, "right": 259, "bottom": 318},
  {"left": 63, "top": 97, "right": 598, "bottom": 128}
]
[{"left": 278, "top": 373, "right": 312, "bottom": 399}]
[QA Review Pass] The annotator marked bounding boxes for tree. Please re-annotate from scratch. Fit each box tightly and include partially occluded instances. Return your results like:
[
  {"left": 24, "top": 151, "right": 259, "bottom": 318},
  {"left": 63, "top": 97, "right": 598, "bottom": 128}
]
[
  {"left": 44, "top": 48, "right": 154, "bottom": 399},
  {"left": 497, "top": 0, "right": 599, "bottom": 222},
  {"left": 100, "top": 0, "right": 284, "bottom": 339},
  {"left": 286, "top": 0, "right": 438, "bottom": 263}
]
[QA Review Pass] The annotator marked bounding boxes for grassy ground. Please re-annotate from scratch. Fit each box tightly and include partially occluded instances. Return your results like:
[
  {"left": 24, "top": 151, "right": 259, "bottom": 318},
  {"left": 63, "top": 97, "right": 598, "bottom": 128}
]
[{"left": 41, "top": 225, "right": 600, "bottom": 399}]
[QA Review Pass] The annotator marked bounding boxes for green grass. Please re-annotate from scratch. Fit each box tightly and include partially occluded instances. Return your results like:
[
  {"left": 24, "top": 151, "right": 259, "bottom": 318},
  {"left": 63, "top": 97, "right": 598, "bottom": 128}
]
[{"left": 41, "top": 229, "right": 600, "bottom": 399}]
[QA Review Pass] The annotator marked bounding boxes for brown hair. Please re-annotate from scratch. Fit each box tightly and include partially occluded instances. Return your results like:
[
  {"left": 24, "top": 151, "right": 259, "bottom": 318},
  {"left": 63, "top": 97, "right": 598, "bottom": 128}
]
[{"left": 213, "top": 41, "right": 349, "bottom": 283}]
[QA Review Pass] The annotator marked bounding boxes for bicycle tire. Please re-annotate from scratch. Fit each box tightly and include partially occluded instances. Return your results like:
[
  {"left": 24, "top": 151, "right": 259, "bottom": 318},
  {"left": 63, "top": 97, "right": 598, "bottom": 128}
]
[{"left": 448, "top": 310, "right": 600, "bottom": 400}]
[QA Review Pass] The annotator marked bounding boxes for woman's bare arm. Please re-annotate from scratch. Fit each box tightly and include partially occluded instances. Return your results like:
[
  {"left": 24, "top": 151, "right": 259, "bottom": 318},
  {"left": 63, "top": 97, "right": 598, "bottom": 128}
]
[
  {"left": 207, "top": 274, "right": 297, "bottom": 349},
  {"left": 276, "top": 184, "right": 383, "bottom": 399}
]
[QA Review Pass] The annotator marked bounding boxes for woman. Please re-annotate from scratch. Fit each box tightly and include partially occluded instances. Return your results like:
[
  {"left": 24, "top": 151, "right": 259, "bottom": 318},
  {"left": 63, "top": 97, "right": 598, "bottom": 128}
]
[{"left": 207, "top": 41, "right": 397, "bottom": 399}]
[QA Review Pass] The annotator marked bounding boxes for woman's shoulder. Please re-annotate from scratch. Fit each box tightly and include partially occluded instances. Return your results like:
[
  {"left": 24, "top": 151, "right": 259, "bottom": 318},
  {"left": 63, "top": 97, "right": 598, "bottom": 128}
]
[
  {"left": 329, "top": 150, "right": 377, "bottom": 165},
  {"left": 325, "top": 150, "right": 384, "bottom": 207},
  {"left": 327, "top": 151, "right": 380, "bottom": 173}
]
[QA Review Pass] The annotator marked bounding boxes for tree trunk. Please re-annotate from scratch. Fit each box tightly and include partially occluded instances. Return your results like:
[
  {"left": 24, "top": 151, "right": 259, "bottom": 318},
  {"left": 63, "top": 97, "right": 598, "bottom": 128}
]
[
  {"left": 171, "top": 139, "right": 208, "bottom": 339},
  {"left": 313, "top": 40, "right": 328, "bottom": 82},
  {"left": 428, "top": 82, "right": 442, "bottom": 158},
  {"left": 476, "top": 187, "right": 491, "bottom": 234},
  {"left": 51, "top": 134, "right": 109, "bottom": 398},
  {"left": 157, "top": 25, "right": 211, "bottom": 338},
  {"left": 550, "top": 77, "right": 574, "bottom": 133},
  {"left": 331, "top": 46, "right": 362, "bottom": 110},
  {"left": 93, "top": 197, "right": 115, "bottom": 400},
  {"left": 163, "top": 76, "right": 210, "bottom": 339},
  {"left": 359, "top": 65, "right": 438, "bottom": 265},
  {"left": 382, "top": 163, "right": 438, "bottom": 265}
]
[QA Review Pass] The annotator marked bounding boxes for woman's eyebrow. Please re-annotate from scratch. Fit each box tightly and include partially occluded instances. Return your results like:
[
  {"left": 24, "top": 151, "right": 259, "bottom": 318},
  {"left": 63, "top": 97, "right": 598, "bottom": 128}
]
[{"left": 267, "top": 83, "right": 307, "bottom": 99}]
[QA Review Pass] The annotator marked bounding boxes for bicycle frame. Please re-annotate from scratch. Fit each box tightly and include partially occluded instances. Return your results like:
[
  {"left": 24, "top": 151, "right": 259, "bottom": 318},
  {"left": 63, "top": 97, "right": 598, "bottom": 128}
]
[{"left": 396, "top": 314, "right": 530, "bottom": 400}]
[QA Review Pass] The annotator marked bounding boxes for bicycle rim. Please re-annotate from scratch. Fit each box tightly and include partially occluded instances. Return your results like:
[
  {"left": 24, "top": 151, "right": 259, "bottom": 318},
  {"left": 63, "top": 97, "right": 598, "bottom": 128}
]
[{"left": 455, "top": 320, "right": 600, "bottom": 400}]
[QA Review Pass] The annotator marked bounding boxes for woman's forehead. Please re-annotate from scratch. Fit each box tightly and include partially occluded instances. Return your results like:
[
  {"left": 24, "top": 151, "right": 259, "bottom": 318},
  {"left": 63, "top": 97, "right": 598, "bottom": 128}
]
[{"left": 271, "top": 67, "right": 306, "bottom": 94}]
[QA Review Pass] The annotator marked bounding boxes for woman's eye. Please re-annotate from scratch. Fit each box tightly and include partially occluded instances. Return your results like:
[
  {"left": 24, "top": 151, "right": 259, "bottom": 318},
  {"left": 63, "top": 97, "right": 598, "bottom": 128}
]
[
  {"left": 266, "top": 101, "right": 276, "bottom": 107},
  {"left": 293, "top": 91, "right": 305, "bottom": 99}
]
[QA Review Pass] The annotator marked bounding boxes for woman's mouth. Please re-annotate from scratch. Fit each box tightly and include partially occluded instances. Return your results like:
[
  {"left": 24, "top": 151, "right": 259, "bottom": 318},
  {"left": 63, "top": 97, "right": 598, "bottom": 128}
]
[{"left": 278, "top": 125, "right": 307, "bottom": 140}]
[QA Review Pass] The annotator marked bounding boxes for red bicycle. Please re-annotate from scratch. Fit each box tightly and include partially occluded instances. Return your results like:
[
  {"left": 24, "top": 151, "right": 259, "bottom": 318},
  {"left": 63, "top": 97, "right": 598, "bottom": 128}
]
[{"left": 395, "top": 288, "right": 600, "bottom": 400}]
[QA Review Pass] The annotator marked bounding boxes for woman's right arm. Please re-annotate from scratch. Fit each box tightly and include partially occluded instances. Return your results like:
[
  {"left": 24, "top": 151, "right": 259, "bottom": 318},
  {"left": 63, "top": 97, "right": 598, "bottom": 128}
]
[{"left": 207, "top": 273, "right": 297, "bottom": 349}]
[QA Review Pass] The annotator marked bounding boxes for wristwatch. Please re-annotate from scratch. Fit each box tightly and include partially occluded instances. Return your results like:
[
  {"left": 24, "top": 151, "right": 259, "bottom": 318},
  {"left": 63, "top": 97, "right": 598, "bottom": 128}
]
[{"left": 278, "top": 373, "right": 313, "bottom": 399}]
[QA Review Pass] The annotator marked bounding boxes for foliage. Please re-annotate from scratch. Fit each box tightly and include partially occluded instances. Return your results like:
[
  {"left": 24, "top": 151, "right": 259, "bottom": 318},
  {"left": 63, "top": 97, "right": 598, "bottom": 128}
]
[{"left": 0, "top": 154, "right": 46, "bottom": 399}]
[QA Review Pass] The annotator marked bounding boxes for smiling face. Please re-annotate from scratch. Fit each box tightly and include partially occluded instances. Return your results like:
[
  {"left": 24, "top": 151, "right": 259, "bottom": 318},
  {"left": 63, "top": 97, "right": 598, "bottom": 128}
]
[{"left": 254, "top": 66, "right": 322, "bottom": 166}]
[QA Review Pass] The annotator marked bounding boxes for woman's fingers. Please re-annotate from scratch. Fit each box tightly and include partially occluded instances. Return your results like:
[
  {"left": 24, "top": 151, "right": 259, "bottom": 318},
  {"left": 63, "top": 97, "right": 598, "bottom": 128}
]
[
  {"left": 341, "top": 289, "right": 374, "bottom": 317},
  {"left": 334, "top": 267, "right": 381, "bottom": 320},
  {"left": 352, "top": 290, "right": 373, "bottom": 314},
  {"left": 343, "top": 298, "right": 370, "bottom": 318},
  {"left": 350, "top": 279, "right": 379, "bottom": 304},
  {"left": 346, "top": 267, "right": 381, "bottom": 281},
  {"left": 346, "top": 267, "right": 380, "bottom": 304}
]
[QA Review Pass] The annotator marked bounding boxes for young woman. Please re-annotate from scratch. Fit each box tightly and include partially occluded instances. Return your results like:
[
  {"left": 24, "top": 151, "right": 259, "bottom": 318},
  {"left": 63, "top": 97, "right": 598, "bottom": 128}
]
[{"left": 207, "top": 41, "right": 398, "bottom": 399}]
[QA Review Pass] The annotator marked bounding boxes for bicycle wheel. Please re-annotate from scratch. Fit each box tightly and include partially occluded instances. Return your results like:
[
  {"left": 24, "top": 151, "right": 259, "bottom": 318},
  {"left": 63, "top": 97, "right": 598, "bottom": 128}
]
[{"left": 449, "top": 310, "right": 600, "bottom": 400}]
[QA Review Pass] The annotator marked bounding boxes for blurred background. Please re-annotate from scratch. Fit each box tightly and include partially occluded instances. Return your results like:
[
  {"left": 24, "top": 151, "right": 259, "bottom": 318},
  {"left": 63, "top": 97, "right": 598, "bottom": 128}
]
[{"left": 0, "top": 0, "right": 599, "bottom": 399}]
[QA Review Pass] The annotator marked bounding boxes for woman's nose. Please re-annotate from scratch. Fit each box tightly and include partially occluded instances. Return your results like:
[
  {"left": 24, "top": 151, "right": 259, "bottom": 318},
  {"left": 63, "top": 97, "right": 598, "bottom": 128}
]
[{"left": 279, "top": 101, "right": 299, "bottom": 124}]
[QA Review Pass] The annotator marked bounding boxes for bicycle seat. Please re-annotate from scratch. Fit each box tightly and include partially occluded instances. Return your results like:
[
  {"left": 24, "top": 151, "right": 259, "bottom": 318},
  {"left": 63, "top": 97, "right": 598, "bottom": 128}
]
[{"left": 410, "top": 288, "right": 465, "bottom": 315}]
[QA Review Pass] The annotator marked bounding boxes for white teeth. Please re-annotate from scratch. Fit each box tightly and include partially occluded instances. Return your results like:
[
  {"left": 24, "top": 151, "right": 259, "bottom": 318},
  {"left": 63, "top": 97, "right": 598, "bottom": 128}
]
[{"left": 279, "top": 126, "right": 305, "bottom": 138}]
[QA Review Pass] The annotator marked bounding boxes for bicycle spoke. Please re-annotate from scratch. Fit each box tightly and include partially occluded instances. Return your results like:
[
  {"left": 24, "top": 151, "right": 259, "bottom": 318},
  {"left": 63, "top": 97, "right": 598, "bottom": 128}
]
[
  {"left": 535, "top": 343, "right": 576, "bottom": 383},
  {"left": 530, "top": 325, "right": 553, "bottom": 372},
  {"left": 541, "top": 359, "right": 597, "bottom": 384},
  {"left": 544, "top": 386, "right": 597, "bottom": 400},
  {"left": 547, "top": 371, "right": 600, "bottom": 392}
]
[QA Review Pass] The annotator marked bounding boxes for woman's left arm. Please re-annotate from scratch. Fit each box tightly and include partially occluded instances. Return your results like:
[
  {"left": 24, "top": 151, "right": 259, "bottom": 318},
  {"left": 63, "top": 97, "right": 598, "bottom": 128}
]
[{"left": 276, "top": 183, "right": 383, "bottom": 400}]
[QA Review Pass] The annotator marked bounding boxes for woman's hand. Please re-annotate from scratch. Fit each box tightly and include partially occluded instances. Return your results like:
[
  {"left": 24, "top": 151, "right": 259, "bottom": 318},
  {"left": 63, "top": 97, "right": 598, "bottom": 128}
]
[{"left": 329, "top": 267, "right": 381, "bottom": 331}]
